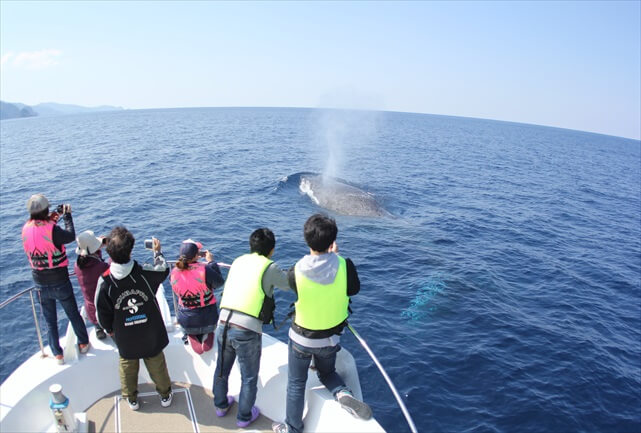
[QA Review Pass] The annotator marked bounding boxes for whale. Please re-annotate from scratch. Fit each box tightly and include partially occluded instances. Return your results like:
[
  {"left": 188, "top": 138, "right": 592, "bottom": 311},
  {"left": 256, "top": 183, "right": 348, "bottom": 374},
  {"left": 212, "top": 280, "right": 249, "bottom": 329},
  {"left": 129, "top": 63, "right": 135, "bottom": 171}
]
[{"left": 296, "top": 173, "right": 388, "bottom": 217}]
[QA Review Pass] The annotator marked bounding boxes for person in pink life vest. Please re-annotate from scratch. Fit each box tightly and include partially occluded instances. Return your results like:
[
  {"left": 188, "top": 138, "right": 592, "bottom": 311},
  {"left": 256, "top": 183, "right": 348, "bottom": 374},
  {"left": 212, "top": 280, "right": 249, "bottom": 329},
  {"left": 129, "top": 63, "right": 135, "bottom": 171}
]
[
  {"left": 21, "top": 193, "right": 89, "bottom": 364},
  {"left": 170, "top": 239, "right": 225, "bottom": 354},
  {"left": 74, "top": 230, "right": 110, "bottom": 340}
]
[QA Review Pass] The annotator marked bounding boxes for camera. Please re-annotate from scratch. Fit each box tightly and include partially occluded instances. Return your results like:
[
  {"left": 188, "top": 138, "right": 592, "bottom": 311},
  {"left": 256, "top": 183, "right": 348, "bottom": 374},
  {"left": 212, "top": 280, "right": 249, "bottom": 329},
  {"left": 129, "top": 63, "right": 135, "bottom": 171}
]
[
  {"left": 55, "top": 204, "right": 65, "bottom": 214},
  {"left": 198, "top": 250, "right": 207, "bottom": 258},
  {"left": 144, "top": 239, "right": 154, "bottom": 250}
]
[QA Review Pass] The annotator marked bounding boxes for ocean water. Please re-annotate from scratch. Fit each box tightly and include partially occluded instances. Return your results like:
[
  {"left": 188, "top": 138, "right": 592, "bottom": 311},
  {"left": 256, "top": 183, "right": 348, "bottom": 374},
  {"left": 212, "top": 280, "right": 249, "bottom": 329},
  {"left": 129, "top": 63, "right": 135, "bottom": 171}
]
[{"left": 1, "top": 107, "right": 639, "bottom": 432}]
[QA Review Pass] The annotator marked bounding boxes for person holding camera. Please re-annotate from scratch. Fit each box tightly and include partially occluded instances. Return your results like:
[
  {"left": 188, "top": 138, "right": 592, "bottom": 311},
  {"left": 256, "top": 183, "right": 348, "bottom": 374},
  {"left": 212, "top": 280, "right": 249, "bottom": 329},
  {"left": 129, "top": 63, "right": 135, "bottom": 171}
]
[
  {"left": 170, "top": 239, "right": 225, "bottom": 354},
  {"left": 271, "top": 214, "right": 371, "bottom": 433},
  {"left": 213, "top": 228, "right": 291, "bottom": 429},
  {"left": 74, "top": 230, "right": 110, "bottom": 340},
  {"left": 22, "top": 193, "right": 89, "bottom": 364},
  {"left": 95, "top": 226, "right": 173, "bottom": 411}
]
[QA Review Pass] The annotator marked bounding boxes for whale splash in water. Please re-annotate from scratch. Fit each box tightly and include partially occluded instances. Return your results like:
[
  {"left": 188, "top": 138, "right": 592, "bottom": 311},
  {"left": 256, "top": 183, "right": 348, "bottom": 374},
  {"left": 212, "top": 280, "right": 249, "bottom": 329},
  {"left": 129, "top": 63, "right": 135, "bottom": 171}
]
[{"left": 280, "top": 172, "right": 389, "bottom": 217}]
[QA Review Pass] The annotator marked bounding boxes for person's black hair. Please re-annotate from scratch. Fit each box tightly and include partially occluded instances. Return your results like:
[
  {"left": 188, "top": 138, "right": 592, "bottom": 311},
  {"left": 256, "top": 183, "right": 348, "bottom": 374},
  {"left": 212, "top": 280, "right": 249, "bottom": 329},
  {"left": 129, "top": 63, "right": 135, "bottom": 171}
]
[
  {"left": 175, "top": 255, "right": 198, "bottom": 270},
  {"left": 250, "top": 228, "right": 275, "bottom": 257},
  {"left": 304, "top": 213, "right": 337, "bottom": 252},
  {"left": 76, "top": 255, "right": 92, "bottom": 269},
  {"left": 30, "top": 209, "right": 50, "bottom": 221},
  {"left": 106, "top": 226, "right": 135, "bottom": 264}
]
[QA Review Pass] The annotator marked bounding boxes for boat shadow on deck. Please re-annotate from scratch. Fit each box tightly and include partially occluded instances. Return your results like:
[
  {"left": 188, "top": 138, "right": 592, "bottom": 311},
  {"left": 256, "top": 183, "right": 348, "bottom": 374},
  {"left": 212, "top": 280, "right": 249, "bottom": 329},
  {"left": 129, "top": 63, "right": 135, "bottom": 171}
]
[{"left": 87, "top": 382, "right": 273, "bottom": 433}]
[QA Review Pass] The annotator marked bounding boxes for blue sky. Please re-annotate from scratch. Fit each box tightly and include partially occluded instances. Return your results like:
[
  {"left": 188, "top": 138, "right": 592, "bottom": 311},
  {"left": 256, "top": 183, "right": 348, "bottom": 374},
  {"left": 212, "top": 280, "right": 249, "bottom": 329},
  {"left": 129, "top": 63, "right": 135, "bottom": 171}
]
[{"left": 1, "top": 1, "right": 639, "bottom": 139}]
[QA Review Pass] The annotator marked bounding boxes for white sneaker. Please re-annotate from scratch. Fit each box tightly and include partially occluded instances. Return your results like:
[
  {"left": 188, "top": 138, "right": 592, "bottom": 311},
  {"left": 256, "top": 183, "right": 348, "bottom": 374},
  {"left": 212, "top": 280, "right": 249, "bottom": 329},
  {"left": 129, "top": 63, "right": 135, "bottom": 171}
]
[
  {"left": 160, "top": 391, "right": 173, "bottom": 408},
  {"left": 127, "top": 399, "right": 140, "bottom": 411},
  {"left": 336, "top": 390, "right": 372, "bottom": 420}
]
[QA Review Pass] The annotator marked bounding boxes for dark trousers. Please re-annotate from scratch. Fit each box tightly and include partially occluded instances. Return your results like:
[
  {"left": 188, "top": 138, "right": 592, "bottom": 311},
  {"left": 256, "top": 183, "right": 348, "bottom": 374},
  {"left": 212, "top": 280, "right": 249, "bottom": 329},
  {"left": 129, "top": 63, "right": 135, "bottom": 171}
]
[
  {"left": 119, "top": 351, "right": 172, "bottom": 400},
  {"left": 38, "top": 280, "right": 89, "bottom": 356},
  {"left": 285, "top": 340, "right": 348, "bottom": 433}
]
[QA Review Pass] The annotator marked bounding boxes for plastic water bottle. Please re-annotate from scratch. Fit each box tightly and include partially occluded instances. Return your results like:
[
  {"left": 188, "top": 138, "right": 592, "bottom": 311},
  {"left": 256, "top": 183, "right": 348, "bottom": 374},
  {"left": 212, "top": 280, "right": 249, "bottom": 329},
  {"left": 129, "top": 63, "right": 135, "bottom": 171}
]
[{"left": 49, "top": 384, "right": 76, "bottom": 432}]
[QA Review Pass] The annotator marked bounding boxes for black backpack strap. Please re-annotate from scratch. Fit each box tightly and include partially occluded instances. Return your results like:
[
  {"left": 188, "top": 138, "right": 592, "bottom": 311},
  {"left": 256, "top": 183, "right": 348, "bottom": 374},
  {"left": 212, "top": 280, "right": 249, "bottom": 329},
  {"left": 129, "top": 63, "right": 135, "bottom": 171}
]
[{"left": 217, "top": 310, "right": 234, "bottom": 378}]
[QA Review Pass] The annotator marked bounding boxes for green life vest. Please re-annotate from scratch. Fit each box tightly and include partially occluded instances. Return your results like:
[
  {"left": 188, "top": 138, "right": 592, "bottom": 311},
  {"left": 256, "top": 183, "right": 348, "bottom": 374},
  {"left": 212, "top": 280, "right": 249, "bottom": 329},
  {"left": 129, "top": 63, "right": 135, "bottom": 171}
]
[
  {"left": 294, "top": 255, "right": 349, "bottom": 330},
  {"left": 220, "top": 253, "right": 273, "bottom": 319}
]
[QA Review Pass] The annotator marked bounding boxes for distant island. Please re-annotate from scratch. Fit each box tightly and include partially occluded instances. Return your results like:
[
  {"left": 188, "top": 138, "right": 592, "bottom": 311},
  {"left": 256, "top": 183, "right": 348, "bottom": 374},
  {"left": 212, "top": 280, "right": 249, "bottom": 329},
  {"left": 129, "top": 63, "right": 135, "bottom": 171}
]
[{"left": 0, "top": 101, "right": 124, "bottom": 120}]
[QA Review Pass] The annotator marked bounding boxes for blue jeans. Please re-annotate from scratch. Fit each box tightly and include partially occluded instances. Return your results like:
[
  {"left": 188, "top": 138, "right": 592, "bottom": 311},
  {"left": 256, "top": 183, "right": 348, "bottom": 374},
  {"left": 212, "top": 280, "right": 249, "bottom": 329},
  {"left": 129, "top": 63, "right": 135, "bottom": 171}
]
[
  {"left": 212, "top": 325, "right": 261, "bottom": 422},
  {"left": 285, "top": 340, "right": 348, "bottom": 433},
  {"left": 38, "top": 280, "right": 89, "bottom": 356}
]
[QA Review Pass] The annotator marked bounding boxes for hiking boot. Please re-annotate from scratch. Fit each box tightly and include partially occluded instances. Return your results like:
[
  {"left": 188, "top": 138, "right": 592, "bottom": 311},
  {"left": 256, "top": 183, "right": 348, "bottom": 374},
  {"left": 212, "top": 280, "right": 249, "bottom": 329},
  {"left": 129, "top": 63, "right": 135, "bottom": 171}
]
[
  {"left": 79, "top": 343, "right": 90, "bottom": 354},
  {"left": 96, "top": 327, "right": 107, "bottom": 340},
  {"left": 215, "top": 396, "right": 235, "bottom": 417},
  {"left": 127, "top": 398, "right": 140, "bottom": 411},
  {"left": 160, "top": 391, "right": 173, "bottom": 408},
  {"left": 237, "top": 406, "right": 260, "bottom": 428},
  {"left": 55, "top": 354, "right": 64, "bottom": 365},
  {"left": 336, "top": 390, "right": 372, "bottom": 420},
  {"left": 272, "top": 422, "right": 289, "bottom": 433}
]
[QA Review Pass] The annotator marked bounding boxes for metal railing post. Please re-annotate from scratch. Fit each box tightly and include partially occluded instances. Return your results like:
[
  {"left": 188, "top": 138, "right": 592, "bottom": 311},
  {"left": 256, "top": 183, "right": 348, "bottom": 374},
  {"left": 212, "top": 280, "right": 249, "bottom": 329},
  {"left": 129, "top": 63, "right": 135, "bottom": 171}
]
[{"left": 29, "top": 290, "right": 46, "bottom": 358}]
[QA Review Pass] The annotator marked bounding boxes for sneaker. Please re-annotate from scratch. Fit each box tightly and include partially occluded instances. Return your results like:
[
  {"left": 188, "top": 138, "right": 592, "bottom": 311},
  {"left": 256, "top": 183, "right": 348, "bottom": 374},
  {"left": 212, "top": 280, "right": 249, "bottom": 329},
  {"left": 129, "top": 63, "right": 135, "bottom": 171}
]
[
  {"left": 96, "top": 328, "right": 107, "bottom": 340},
  {"left": 55, "top": 354, "right": 64, "bottom": 365},
  {"left": 127, "top": 399, "right": 140, "bottom": 411},
  {"left": 336, "top": 390, "right": 372, "bottom": 420},
  {"left": 79, "top": 343, "right": 90, "bottom": 354},
  {"left": 237, "top": 406, "right": 260, "bottom": 428},
  {"left": 272, "top": 422, "right": 289, "bottom": 433},
  {"left": 215, "top": 396, "right": 235, "bottom": 417},
  {"left": 160, "top": 391, "right": 173, "bottom": 408}
]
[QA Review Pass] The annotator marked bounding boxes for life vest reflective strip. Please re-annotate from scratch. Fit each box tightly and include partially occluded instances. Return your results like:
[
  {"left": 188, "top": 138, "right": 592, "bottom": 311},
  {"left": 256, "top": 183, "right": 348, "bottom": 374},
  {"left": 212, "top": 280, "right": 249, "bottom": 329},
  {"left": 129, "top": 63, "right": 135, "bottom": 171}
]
[
  {"left": 170, "top": 263, "right": 214, "bottom": 308},
  {"left": 220, "top": 253, "right": 272, "bottom": 318},
  {"left": 294, "top": 255, "right": 348, "bottom": 330},
  {"left": 21, "top": 220, "right": 68, "bottom": 270}
]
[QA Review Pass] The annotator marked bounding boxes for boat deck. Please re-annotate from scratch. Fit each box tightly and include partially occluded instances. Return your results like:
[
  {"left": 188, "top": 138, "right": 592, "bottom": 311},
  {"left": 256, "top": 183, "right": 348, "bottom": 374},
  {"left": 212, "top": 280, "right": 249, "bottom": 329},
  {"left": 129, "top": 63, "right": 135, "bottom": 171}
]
[
  {"left": 86, "top": 382, "right": 273, "bottom": 433},
  {"left": 1, "top": 286, "right": 386, "bottom": 433}
]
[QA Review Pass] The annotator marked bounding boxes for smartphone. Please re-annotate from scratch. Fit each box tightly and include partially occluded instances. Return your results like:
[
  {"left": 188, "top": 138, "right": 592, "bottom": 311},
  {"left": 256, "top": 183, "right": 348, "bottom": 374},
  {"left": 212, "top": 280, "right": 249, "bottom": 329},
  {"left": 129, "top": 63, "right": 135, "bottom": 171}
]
[{"left": 144, "top": 239, "right": 154, "bottom": 250}]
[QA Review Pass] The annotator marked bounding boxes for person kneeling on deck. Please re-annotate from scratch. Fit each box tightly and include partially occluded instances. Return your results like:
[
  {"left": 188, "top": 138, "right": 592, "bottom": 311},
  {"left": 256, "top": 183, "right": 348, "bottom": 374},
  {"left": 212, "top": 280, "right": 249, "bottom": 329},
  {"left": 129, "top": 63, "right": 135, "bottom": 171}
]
[
  {"left": 272, "top": 214, "right": 372, "bottom": 433},
  {"left": 170, "top": 239, "right": 225, "bottom": 354},
  {"left": 213, "top": 228, "right": 290, "bottom": 428},
  {"left": 95, "top": 226, "right": 173, "bottom": 411}
]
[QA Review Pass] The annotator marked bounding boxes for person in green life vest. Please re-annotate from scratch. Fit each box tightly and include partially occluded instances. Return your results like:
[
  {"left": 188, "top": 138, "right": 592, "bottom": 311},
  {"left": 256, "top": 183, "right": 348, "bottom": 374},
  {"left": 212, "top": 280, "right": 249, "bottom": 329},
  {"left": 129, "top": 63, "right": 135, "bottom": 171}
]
[
  {"left": 213, "top": 228, "right": 291, "bottom": 429},
  {"left": 272, "top": 213, "right": 372, "bottom": 433}
]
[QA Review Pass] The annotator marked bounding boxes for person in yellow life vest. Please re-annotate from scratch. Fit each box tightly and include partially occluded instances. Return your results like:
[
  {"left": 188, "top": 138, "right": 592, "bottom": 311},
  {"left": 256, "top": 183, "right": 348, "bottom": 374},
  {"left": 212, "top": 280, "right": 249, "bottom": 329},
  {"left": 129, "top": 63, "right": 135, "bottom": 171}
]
[
  {"left": 22, "top": 193, "right": 89, "bottom": 365},
  {"left": 272, "top": 214, "right": 372, "bottom": 433},
  {"left": 213, "top": 228, "right": 291, "bottom": 429}
]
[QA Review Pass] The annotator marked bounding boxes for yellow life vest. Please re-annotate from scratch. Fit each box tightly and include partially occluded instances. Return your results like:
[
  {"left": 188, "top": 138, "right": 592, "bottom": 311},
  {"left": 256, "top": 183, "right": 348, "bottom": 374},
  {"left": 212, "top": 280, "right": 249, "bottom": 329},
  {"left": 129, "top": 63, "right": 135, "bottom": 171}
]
[
  {"left": 220, "top": 253, "right": 272, "bottom": 318},
  {"left": 294, "top": 256, "right": 348, "bottom": 330}
]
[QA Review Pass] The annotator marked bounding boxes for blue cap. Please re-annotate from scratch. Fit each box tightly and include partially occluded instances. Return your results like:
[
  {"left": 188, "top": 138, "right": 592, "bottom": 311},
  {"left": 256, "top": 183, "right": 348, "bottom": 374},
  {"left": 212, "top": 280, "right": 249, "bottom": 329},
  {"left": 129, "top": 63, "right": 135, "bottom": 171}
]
[{"left": 179, "top": 239, "right": 202, "bottom": 260}]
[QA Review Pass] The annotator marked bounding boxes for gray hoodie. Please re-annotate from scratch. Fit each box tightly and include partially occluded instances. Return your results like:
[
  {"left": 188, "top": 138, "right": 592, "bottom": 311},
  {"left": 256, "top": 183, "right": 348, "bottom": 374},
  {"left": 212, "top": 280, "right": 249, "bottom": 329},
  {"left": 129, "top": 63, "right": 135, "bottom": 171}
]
[{"left": 295, "top": 252, "right": 339, "bottom": 284}]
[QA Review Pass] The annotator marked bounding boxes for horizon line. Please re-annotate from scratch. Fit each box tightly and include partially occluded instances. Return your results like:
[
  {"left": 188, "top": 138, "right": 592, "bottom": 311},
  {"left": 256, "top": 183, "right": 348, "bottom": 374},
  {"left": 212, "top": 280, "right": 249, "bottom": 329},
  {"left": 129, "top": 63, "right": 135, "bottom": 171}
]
[{"left": 2, "top": 100, "right": 639, "bottom": 141}]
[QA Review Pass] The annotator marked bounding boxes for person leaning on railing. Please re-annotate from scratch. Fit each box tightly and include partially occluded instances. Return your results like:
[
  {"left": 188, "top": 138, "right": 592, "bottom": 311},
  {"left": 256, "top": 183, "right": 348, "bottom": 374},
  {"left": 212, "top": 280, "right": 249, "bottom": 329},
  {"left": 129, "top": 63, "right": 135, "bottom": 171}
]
[
  {"left": 169, "top": 239, "right": 225, "bottom": 354},
  {"left": 21, "top": 193, "right": 89, "bottom": 365},
  {"left": 272, "top": 214, "right": 372, "bottom": 433},
  {"left": 213, "top": 228, "right": 291, "bottom": 429}
]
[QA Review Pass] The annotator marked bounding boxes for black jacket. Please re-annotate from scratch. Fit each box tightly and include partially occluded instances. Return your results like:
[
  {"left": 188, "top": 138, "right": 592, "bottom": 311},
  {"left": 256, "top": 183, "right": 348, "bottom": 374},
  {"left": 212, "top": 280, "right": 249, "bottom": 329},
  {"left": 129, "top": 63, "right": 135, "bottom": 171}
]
[{"left": 95, "top": 260, "right": 170, "bottom": 359}]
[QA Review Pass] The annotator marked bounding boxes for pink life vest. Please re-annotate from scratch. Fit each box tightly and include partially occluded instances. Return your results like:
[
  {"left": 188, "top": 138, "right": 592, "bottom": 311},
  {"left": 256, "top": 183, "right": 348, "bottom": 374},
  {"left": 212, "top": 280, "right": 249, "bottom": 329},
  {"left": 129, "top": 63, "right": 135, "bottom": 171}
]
[
  {"left": 170, "top": 262, "right": 216, "bottom": 308},
  {"left": 22, "top": 219, "right": 69, "bottom": 270}
]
